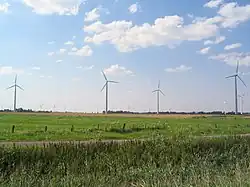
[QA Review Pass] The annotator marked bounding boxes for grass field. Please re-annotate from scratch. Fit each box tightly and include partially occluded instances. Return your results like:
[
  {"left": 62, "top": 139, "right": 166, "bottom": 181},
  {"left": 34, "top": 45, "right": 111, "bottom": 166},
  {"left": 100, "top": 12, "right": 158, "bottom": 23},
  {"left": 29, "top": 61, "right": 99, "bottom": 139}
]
[
  {"left": 0, "top": 113, "right": 250, "bottom": 141},
  {"left": 2, "top": 136, "right": 250, "bottom": 186}
]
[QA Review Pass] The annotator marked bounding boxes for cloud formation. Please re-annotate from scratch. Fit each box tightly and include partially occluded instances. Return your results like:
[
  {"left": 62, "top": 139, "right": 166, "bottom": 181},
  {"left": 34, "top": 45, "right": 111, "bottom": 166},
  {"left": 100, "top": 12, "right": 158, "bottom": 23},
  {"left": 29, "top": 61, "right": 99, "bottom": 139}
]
[
  {"left": 68, "top": 45, "right": 93, "bottom": 56},
  {"left": 204, "top": 36, "right": 225, "bottom": 45},
  {"left": 0, "top": 66, "right": 24, "bottom": 75},
  {"left": 0, "top": 2, "right": 10, "bottom": 13},
  {"left": 22, "top": 0, "right": 85, "bottom": 15},
  {"left": 210, "top": 52, "right": 250, "bottom": 66},
  {"left": 204, "top": 0, "right": 223, "bottom": 8},
  {"left": 104, "top": 64, "right": 134, "bottom": 76},
  {"left": 224, "top": 43, "right": 242, "bottom": 50},
  {"left": 84, "top": 15, "right": 219, "bottom": 52},
  {"left": 165, "top": 65, "right": 192, "bottom": 73},
  {"left": 128, "top": 3, "right": 140, "bottom": 14},
  {"left": 198, "top": 47, "right": 211, "bottom": 54}
]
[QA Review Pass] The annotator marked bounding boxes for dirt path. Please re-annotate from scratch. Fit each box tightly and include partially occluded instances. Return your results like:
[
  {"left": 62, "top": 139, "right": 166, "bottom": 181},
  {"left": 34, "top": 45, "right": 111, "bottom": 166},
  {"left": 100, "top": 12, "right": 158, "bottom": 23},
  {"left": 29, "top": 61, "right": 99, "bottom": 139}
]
[{"left": 1, "top": 134, "right": 250, "bottom": 147}]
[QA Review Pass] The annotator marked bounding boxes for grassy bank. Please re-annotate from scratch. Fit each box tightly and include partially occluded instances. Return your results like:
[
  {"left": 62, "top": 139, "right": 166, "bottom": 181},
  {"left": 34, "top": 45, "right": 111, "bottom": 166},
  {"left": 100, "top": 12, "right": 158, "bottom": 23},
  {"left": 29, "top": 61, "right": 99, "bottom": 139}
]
[
  {"left": 1, "top": 113, "right": 250, "bottom": 141},
  {"left": 1, "top": 136, "right": 250, "bottom": 186}
]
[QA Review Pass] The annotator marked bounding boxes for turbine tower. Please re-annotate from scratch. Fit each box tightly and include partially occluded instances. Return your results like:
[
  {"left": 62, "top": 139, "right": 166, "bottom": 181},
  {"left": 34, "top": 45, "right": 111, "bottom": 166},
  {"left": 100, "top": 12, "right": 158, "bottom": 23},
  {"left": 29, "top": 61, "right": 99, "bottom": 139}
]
[
  {"left": 7, "top": 75, "right": 24, "bottom": 112},
  {"left": 152, "top": 80, "right": 165, "bottom": 115},
  {"left": 101, "top": 71, "right": 118, "bottom": 114},
  {"left": 226, "top": 61, "right": 247, "bottom": 115}
]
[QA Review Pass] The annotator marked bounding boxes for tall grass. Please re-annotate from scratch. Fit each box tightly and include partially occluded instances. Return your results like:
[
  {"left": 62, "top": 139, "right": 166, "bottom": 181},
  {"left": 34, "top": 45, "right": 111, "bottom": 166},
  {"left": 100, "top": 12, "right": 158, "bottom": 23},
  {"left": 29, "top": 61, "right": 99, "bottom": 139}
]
[{"left": 1, "top": 136, "right": 250, "bottom": 186}]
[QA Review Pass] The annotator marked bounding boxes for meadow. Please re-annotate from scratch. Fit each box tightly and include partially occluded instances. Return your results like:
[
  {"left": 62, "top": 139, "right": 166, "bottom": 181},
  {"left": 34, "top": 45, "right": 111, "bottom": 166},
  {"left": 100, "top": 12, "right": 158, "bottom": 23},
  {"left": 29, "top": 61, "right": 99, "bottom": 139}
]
[
  {"left": 1, "top": 136, "right": 250, "bottom": 186},
  {"left": 0, "top": 113, "right": 250, "bottom": 141}
]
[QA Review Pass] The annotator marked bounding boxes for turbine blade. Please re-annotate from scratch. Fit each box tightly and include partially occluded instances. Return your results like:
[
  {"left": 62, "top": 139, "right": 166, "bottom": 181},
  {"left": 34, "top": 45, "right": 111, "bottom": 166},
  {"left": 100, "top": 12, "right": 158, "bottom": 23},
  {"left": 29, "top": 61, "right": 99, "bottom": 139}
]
[
  {"left": 158, "top": 80, "right": 160, "bottom": 89},
  {"left": 17, "top": 85, "right": 24, "bottom": 91},
  {"left": 152, "top": 90, "right": 158, "bottom": 93},
  {"left": 226, "top": 75, "right": 236, "bottom": 79},
  {"left": 6, "top": 85, "right": 15, "bottom": 90},
  {"left": 109, "top": 81, "right": 119, "bottom": 84},
  {"left": 102, "top": 71, "right": 107, "bottom": 81},
  {"left": 101, "top": 83, "right": 107, "bottom": 92},
  {"left": 236, "top": 61, "right": 239, "bottom": 74},
  {"left": 237, "top": 76, "right": 247, "bottom": 87},
  {"left": 160, "top": 90, "right": 165, "bottom": 96}
]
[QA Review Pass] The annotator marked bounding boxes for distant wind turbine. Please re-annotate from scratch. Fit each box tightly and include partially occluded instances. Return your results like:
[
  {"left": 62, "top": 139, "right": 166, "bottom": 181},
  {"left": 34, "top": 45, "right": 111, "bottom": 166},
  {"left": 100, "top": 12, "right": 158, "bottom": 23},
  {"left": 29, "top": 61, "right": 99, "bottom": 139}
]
[
  {"left": 152, "top": 80, "right": 165, "bottom": 115},
  {"left": 101, "top": 71, "right": 119, "bottom": 114},
  {"left": 238, "top": 93, "right": 245, "bottom": 114},
  {"left": 7, "top": 75, "right": 24, "bottom": 112},
  {"left": 226, "top": 61, "right": 247, "bottom": 114},
  {"left": 39, "top": 104, "right": 44, "bottom": 111}
]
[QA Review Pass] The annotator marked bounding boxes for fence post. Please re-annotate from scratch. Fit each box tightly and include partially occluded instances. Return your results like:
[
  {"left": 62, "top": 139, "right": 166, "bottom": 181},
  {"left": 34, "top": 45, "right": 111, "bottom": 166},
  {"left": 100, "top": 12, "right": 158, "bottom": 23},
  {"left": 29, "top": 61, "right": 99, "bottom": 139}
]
[
  {"left": 12, "top": 125, "right": 15, "bottom": 133},
  {"left": 123, "top": 123, "right": 126, "bottom": 131}
]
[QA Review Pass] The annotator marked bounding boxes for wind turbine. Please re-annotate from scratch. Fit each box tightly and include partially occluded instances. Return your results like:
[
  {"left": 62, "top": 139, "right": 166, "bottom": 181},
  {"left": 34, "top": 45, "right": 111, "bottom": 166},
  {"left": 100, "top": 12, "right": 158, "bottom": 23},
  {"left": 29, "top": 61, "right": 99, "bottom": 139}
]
[
  {"left": 152, "top": 80, "right": 165, "bottom": 115},
  {"left": 101, "top": 71, "right": 118, "bottom": 114},
  {"left": 238, "top": 93, "right": 245, "bottom": 115},
  {"left": 226, "top": 61, "right": 247, "bottom": 115},
  {"left": 7, "top": 75, "right": 24, "bottom": 112}
]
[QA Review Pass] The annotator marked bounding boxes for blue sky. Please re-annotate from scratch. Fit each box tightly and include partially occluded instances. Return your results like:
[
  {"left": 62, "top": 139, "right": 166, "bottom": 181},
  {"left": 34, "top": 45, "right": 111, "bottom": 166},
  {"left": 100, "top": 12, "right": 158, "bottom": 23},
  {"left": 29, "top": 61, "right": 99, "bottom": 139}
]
[{"left": 0, "top": 0, "right": 250, "bottom": 112}]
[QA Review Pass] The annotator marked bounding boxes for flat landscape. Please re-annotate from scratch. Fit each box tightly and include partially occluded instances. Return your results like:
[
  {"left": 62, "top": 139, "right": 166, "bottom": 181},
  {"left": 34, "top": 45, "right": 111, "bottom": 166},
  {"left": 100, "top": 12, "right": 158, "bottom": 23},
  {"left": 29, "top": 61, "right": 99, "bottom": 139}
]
[
  {"left": 0, "top": 112, "right": 250, "bottom": 142},
  {"left": 1, "top": 113, "right": 250, "bottom": 186}
]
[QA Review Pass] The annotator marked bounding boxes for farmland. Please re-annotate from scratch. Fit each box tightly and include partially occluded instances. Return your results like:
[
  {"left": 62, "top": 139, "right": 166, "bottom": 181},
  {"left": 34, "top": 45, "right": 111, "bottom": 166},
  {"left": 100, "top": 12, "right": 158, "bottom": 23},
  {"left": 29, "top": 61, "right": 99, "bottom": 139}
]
[
  {"left": 0, "top": 113, "right": 250, "bottom": 141},
  {"left": 2, "top": 136, "right": 250, "bottom": 186},
  {"left": 1, "top": 113, "right": 250, "bottom": 186}
]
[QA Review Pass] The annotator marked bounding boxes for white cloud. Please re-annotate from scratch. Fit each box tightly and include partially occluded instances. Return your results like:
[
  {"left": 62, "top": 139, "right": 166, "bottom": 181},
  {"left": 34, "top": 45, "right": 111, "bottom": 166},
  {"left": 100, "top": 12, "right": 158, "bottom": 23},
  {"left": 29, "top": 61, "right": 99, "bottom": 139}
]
[
  {"left": 56, "top": 60, "right": 62, "bottom": 63},
  {"left": 165, "top": 65, "right": 192, "bottom": 73},
  {"left": 48, "top": 41, "right": 55, "bottom": 45},
  {"left": 0, "top": 66, "right": 24, "bottom": 75},
  {"left": 64, "top": 41, "right": 74, "bottom": 45},
  {"left": 128, "top": 3, "right": 140, "bottom": 14},
  {"left": 68, "top": 45, "right": 93, "bottom": 56},
  {"left": 40, "top": 75, "right": 45, "bottom": 78},
  {"left": 224, "top": 43, "right": 242, "bottom": 50},
  {"left": 48, "top": 75, "right": 53, "bottom": 78},
  {"left": 58, "top": 48, "right": 67, "bottom": 54},
  {"left": 71, "top": 47, "right": 78, "bottom": 51},
  {"left": 209, "top": 52, "right": 250, "bottom": 66},
  {"left": 85, "top": 7, "right": 100, "bottom": 22},
  {"left": 218, "top": 2, "right": 250, "bottom": 28},
  {"left": 198, "top": 47, "right": 211, "bottom": 54},
  {"left": 72, "top": 36, "right": 76, "bottom": 40},
  {"left": 187, "top": 14, "right": 194, "bottom": 18},
  {"left": 104, "top": 64, "right": 134, "bottom": 76},
  {"left": 83, "top": 65, "right": 94, "bottom": 70},
  {"left": 76, "top": 65, "right": 94, "bottom": 70},
  {"left": 84, "top": 15, "right": 219, "bottom": 52},
  {"left": 22, "top": 0, "right": 85, "bottom": 15},
  {"left": 0, "top": 2, "right": 10, "bottom": 13},
  {"left": 204, "top": 0, "right": 223, "bottom": 8},
  {"left": 84, "top": 6, "right": 109, "bottom": 22},
  {"left": 31, "top": 66, "right": 40, "bottom": 70},
  {"left": 204, "top": 36, "right": 225, "bottom": 45},
  {"left": 48, "top": 52, "right": 55, "bottom": 56}
]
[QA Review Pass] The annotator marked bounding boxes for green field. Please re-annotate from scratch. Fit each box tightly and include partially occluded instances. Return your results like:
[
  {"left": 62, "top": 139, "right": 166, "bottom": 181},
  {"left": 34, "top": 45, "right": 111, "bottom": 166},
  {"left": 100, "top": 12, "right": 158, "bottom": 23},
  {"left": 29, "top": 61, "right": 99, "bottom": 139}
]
[
  {"left": 0, "top": 113, "right": 250, "bottom": 141},
  {"left": 2, "top": 136, "right": 250, "bottom": 186}
]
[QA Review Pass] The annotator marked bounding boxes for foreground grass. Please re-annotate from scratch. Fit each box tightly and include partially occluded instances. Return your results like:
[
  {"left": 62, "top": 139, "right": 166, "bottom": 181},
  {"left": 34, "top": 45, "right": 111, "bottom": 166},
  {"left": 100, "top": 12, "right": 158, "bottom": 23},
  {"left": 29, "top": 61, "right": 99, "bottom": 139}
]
[
  {"left": 0, "top": 113, "right": 250, "bottom": 141},
  {"left": 1, "top": 136, "right": 250, "bottom": 186}
]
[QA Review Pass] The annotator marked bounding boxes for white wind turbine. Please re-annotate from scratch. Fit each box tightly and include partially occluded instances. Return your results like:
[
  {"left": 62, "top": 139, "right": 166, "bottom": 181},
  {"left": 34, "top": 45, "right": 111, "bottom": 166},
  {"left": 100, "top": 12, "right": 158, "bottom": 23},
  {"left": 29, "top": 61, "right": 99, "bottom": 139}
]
[
  {"left": 226, "top": 61, "right": 247, "bottom": 114},
  {"left": 238, "top": 93, "right": 245, "bottom": 115},
  {"left": 7, "top": 75, "right": 24, "bottom": 112},
  {"left": 101, "top": 71, "right": 119, "bottom": 114},
  {"left": 152, "top": 80, "right": 165, "bottom": 115}
]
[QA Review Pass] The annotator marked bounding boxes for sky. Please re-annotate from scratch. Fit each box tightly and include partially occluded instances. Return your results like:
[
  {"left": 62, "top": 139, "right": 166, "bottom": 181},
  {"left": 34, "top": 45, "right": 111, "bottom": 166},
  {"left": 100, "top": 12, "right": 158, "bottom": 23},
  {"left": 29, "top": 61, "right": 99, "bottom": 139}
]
[{"left": 0, "top": 0, "right": 250, "bottom": 113}]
